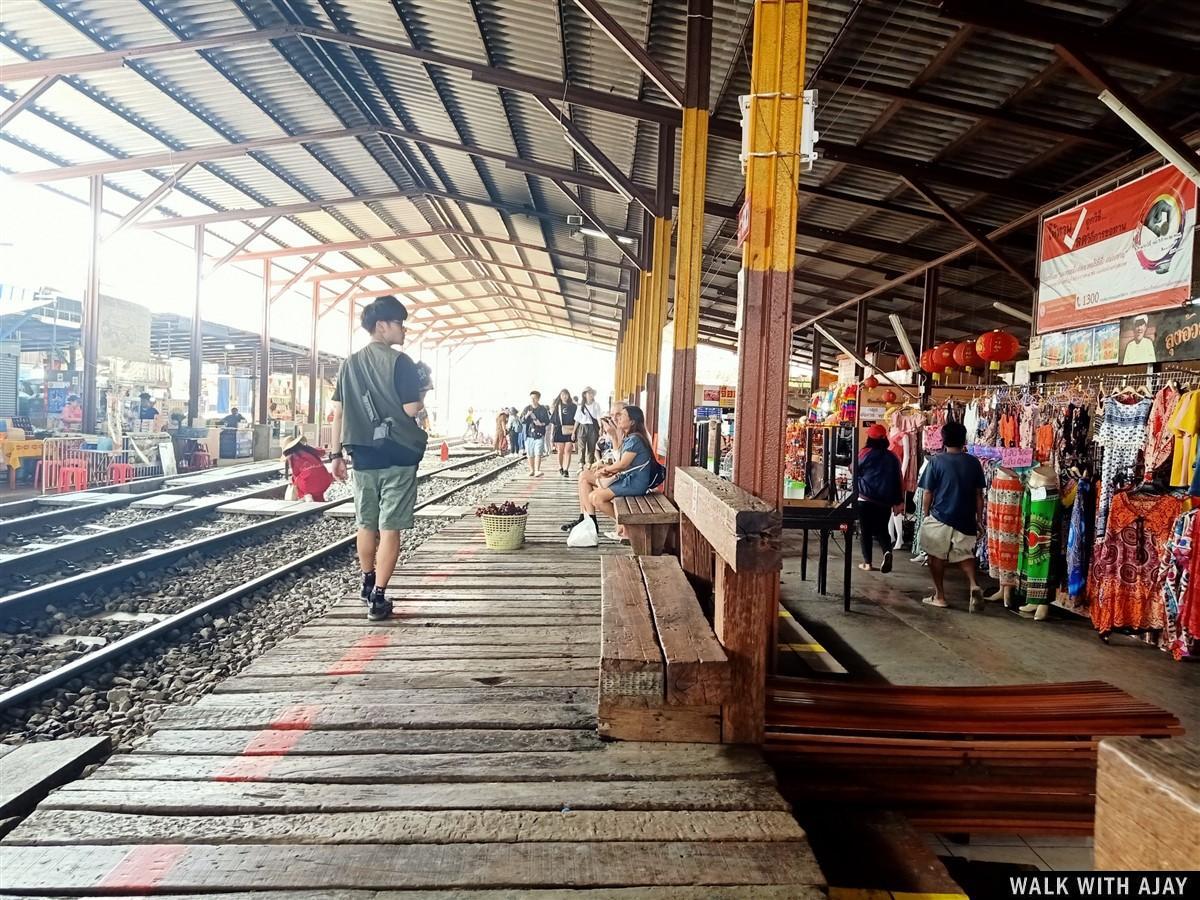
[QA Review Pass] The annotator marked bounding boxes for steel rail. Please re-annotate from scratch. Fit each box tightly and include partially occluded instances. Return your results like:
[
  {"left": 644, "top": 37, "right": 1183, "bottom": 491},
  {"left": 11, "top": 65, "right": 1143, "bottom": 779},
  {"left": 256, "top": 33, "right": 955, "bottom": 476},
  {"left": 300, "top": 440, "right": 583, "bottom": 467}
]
[
  {"left": 0, "top": 452, "right": 496, "bottom": 620},
  {"left": 0, "top": 454, "right": 520, "bottom": 712},
  {"left": 0, "top": 461, "right": 287, "bottom": 531}
]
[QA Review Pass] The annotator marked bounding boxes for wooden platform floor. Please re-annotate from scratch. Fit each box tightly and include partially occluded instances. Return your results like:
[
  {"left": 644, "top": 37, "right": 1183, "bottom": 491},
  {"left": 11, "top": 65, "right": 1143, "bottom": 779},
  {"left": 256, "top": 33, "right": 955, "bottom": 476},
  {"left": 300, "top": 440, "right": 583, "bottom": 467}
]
[{"left": 0, "top": 472, "right": 824, "bottom": 897}]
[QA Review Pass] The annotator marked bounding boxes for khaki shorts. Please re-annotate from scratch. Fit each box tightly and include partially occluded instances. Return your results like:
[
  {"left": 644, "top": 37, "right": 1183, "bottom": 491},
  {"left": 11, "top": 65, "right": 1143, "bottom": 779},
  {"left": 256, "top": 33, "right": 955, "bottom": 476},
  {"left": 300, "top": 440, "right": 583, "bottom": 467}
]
[
  {"left": 921, "top": 517, "right": 977, "bottom": 563},
  {"left": 352, "top": 465, "right": 418, "bottom": 532}
]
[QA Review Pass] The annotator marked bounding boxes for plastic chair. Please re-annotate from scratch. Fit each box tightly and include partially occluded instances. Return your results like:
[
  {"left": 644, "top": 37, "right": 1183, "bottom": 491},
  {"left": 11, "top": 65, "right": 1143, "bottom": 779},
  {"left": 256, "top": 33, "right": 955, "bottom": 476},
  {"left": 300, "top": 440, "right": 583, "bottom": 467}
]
[
  {"left": 109, "top": 462, "right": 135, "bottom": 484},
  {"left": 58, "top": 464, "right": 88, "bottom": 493}
]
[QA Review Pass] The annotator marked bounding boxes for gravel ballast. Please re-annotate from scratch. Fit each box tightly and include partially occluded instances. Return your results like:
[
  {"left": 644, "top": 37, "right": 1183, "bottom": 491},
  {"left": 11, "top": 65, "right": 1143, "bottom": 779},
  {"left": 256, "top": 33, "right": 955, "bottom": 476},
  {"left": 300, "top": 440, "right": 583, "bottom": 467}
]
[{"left": 0, "top": 460, "right": 519, "bottom": 752}]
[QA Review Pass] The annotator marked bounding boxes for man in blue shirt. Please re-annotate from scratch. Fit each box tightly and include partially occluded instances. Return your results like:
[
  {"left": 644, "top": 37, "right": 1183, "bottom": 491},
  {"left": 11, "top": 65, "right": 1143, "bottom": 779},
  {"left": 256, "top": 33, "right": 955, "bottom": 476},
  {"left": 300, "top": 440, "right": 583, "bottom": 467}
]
[{"left": 918, "top": 421, "right": 986, "bottom": 612}]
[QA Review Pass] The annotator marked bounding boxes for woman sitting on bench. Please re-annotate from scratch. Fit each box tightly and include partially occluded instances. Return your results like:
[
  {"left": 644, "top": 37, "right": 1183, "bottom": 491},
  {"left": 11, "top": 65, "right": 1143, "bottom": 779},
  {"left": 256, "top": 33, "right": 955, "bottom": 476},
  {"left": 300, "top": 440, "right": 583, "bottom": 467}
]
[{"left": 564, "top": 405, "right": 654, "bottom": 542}]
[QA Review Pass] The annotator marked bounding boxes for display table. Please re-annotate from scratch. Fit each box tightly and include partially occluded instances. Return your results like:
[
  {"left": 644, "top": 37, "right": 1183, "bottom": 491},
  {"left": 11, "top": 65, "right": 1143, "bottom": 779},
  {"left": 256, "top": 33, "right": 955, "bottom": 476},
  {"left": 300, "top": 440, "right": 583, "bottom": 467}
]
[
  {"left": 3, "top": 439, "right": 44, "bottom": 489},
  {"left": 783, "top": 497, "right": 857, "bottom": 611}
]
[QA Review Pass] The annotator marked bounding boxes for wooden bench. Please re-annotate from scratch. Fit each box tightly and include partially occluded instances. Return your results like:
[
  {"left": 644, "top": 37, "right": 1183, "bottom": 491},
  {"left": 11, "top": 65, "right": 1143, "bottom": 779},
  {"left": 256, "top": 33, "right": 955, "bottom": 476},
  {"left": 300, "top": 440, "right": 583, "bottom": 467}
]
[
  {"left": 612, "top": 493, "right": 677, "bottom": 556},
  {"left": 599, "top": 554, "right": 730, "bottom": 742}
]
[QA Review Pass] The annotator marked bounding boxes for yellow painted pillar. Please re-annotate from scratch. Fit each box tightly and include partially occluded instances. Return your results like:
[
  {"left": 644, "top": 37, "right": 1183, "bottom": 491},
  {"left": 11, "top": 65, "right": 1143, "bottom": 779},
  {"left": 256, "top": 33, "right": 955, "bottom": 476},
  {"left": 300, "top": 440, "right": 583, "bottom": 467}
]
[
  {"left": 667, "top": 0, "right": 712, "bottom": 492},
  {"left": 644, "top": 215, "right": 670, "bottom": 429}
]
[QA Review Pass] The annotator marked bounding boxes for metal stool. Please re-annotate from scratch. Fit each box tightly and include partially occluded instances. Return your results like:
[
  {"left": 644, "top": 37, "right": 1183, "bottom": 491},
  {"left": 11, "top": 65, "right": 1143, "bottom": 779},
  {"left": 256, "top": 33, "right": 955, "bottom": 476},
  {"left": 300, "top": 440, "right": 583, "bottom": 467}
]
[
  {"left": 109, "top": 462, "right": 135, "bottom": 484},
  {"left": 57, "top": 464, "right": 88, "bottom": 493}
]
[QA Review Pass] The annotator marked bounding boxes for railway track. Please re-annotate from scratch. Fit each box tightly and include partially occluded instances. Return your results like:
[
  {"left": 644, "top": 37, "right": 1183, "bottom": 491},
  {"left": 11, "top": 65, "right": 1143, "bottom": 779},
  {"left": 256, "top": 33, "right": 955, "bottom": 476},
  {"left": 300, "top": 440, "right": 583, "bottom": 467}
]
[
  {"left": 0, "top": 450, "right": 491, "bottom": 599},
  {"left": 0, "top": 452, "right": 520, "bottom": 728}
]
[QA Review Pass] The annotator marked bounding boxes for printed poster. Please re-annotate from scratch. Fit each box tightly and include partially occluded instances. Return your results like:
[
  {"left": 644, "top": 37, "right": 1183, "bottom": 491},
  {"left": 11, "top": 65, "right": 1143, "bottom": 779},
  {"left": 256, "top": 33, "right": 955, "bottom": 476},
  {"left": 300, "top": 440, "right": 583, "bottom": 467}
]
[{"left": 1037, "top": 164, "right": 1197, "bottom": 334}]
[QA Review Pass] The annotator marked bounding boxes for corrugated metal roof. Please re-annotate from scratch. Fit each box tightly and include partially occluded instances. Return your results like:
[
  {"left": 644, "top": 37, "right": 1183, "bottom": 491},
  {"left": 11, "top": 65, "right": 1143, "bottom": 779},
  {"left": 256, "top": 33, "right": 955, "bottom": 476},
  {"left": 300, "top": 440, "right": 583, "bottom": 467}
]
[{"left": 2, "top": 0, "right": 1196, "bottom": 357}]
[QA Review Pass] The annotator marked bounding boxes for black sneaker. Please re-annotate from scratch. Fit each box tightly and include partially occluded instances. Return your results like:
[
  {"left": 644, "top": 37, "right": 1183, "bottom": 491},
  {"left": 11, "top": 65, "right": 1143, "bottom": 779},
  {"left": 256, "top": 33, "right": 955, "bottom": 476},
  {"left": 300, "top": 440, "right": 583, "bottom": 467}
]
[
  {"left": 561, "top": 514, "right": 584, "bottom": 532},
  {"left": 367, "top": 588, "right": 393, "bottom": 621},
  {"left": 360, "top": 570, "right": 376, "bottom": 603}
]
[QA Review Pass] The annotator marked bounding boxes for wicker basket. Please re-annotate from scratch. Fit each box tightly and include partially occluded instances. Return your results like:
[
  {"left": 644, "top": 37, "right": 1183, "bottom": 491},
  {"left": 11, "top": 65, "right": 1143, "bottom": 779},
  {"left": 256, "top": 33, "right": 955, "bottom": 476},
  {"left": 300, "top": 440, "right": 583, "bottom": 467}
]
[{"left": 481, "top": 513, "right": 528, "bottom": 550}]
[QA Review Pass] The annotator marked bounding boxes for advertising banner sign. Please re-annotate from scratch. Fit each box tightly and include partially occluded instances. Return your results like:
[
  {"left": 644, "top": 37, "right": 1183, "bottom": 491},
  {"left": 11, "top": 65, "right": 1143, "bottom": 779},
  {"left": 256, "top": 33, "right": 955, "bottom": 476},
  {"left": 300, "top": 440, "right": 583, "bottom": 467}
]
[{"left": 1037, "top": 164, "right": 1197, "bottom": 334}]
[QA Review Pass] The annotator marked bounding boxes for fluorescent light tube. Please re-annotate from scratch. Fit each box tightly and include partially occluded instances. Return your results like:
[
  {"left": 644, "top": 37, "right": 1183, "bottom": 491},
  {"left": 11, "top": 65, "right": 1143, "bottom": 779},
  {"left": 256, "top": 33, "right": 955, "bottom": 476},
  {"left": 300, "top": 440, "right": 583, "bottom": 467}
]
[
  {"left": 559, "top": 270, "right": 588, "bottom": 281},
  {"left": 887, "top": 313, "right": 919, "bottom": 371},
  {"left": 993, "top": 301, "right": 1034, "bottom": 324},
  {"left": 579, "top": 226, "right": 635, "bottom": 245},
  {"left": 1098, "top": 90, "right": 1200, "bottom": 187}
]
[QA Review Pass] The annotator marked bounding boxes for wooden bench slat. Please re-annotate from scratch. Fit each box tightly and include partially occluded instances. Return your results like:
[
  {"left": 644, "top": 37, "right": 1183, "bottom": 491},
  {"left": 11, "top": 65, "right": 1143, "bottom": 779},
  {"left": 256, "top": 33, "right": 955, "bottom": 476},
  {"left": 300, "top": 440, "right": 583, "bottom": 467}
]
[
  {"left": 641, "top": 556, "right": 731, "bottom": 707},
  {"left": 600, "top": 556, "right": 663, "bottom": 705},
  {"left": 613, "top": 495, "right": 679, "bottom": 526}
]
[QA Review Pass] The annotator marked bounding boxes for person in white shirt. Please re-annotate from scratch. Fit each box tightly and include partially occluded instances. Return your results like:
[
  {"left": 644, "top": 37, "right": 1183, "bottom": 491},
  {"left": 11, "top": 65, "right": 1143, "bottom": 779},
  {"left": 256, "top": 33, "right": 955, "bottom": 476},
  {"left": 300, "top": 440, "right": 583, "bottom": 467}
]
[
  {"left": 1122, "top": 316, "right": 1157, "bottom": 364},
  {"left": 574, "top": 387, "right": 604, "bottom": 467}
]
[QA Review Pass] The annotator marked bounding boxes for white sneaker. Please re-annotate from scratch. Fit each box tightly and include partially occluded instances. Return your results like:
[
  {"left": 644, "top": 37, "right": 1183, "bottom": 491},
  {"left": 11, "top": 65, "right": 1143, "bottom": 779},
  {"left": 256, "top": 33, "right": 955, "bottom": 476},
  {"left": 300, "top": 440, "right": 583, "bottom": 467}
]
[
  {"left": 921, "top": 595, "right": 948, "bottom": 608},
  {"left": 604, "top": 531, "right": 627, "bottom": 543}
]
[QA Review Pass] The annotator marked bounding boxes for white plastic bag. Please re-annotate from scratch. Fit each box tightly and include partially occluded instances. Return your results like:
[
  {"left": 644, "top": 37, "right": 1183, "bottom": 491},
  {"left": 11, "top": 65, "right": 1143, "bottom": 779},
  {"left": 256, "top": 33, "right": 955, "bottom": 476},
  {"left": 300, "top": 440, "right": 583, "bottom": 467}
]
[
  {"left": 283, "top": 483, "right": 299, "bottom": 501},
  {"left": 567, "top": 515, "right": 599, "bottom": 548}
]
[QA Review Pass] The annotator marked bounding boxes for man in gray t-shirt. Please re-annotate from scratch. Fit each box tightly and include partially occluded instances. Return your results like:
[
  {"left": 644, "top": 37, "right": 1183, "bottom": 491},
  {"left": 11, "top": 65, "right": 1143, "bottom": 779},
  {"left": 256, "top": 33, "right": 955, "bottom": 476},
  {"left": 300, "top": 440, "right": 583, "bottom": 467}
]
[{"left": 918, "top": 421, "right": 986, "bottom": 612}]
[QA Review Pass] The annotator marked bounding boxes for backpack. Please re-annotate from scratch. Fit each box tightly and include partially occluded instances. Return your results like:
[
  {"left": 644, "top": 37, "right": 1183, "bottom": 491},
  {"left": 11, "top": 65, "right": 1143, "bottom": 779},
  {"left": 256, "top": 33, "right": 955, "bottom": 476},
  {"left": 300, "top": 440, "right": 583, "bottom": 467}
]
[{"left": 646, "top": 456, "right": 667, "bottom": 493}]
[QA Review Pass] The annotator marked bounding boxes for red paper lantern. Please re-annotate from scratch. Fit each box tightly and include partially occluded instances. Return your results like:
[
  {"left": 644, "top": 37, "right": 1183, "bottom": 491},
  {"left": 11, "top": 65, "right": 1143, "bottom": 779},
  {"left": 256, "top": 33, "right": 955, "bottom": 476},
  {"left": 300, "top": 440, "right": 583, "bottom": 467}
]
[
  {"left": 919, "top": 349, "right": 937, "bottom": 374},
  {"left": 863, "top": 375, "right": 879, "bottom": 390},
  {"left": 976, "top": 329, "right": 1020, "bottom": 371},
  {"left": 953, "top": 340, "right": 985, "bottom": 372},
  {"left": 882, "top": 389, "right": 898, "bottom": 404},
  {"left": 934, "top": 341, "right": 958, "bottom": 375},
  {"left": 895, "top": 355, "right": 911, "bottom": 371}
]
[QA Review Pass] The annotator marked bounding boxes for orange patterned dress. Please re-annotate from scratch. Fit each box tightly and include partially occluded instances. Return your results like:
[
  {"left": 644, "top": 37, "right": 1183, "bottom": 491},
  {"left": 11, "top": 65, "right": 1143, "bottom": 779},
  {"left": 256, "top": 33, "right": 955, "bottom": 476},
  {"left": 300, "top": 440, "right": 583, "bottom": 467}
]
[{"left": 1088, "top": 491, "right": 1182, "bottom": 637}]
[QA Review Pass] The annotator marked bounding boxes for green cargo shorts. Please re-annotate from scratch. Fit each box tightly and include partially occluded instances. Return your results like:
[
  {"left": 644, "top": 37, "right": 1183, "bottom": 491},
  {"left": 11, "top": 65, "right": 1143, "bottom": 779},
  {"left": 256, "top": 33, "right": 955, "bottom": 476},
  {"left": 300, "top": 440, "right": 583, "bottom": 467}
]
[{"left": 351, "top": 465, "right": 418, "bottom": 531}]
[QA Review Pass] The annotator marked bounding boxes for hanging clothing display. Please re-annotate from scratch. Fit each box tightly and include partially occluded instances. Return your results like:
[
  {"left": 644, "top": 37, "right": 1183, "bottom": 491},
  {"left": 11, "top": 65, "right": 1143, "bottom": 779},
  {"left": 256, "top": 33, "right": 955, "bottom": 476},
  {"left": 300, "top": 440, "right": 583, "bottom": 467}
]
[
  {"left": 1160, "top": 509, "right": 1198, "bottom": 660},
  {"left": 986, "top": 469, "right": 1023, "bottom": 587},
  {"left": 1088, "top": 491, "right": 1182, "bottom": 638},
  {"left": 1018, "top": 480, "right": 1060, "bottom": 606},
  {"left": 1095, "top": 396, "right": 1153, "bottom": 539},
  {"left": 1143, "top": 385, "right": 1180, "bottom": 476},
  {"left": 1167, "top": 390, "right": 1200, "bottom": 487},
  {"left": 1066, "top": 474, "right": 1094, "bottom": 606},
  {"left": 887, "top": 409, "right": 922, "bottom": 494}
]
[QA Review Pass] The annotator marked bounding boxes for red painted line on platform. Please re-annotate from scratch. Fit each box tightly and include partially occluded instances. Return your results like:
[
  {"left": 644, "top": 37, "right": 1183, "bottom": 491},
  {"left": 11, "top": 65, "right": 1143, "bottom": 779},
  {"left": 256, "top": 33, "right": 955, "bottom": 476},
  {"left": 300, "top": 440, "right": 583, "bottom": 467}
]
[
  {"left": 455, "top": 547, "right": 477, "bottom": 559},
  {"left": 426, "top": 571, "right": 450, "bottom": 582},
  {"left": 214, "top": 703, "right": 323, "bottom": 781},
  {"left": 98, "top": 844, "right": 188, "bottom": 892},
  {"left": 327, "top": 633, "right": 393, "bottom": 675}
]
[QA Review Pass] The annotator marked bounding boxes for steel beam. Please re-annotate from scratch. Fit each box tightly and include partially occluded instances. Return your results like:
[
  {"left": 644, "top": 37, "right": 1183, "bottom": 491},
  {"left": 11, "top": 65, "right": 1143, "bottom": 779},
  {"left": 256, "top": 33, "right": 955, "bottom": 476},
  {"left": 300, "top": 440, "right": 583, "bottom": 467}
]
[
  {"left": 258, "top": 260, "right": 270, "bottom": 426},
  {"left": 206, "top": 217, "right": 280, "bottom": 276},
  {"left": 0, "top": 26, "right": 299, "bottom": 83},
  {"left": 107, "top": 163, "right": 196, "bottom": 240},
  {"left": 308, "top": 283, "right": 319, "bottom": 426},
  {"left": 814, "top": 75, "right": 1127, "bottom": 147},
  {"left": 854, "top": 297, "right": 868, "bottom": 380},
  {"left": 16, "top": 126, "right": 375, "bottom": 184},
  {"left": 904, "top": 176, "right": 1036, "bottom": 290},
  {"left": 189, "top": 224, "right": 204, "bottom": 425},
  {"left": 939, "top": 0, "right": 1200, "bottom": 79},
  {"left": 570, "top": 0, "right": 685, "bottom": 106},
  {"left": 81, "top": 175, "right": 102, "bottom": 434},
  {"left": 137, "top": 191, "right": 416, "bottom": 230},
  {"left": 269, "top": 255, "right": 325, "bottom": 304},
  {"left": 1055, "top": 45, "right": 1200, "bottom": 174},
  {"left": 644, "top": 124, "right": 674, "bottom": 435},
  {"left": 0, "top": 75, "right": 59, "bottom": 130},
  {"left": 535, "top": 97, "right": 655, "bottom": 213}
]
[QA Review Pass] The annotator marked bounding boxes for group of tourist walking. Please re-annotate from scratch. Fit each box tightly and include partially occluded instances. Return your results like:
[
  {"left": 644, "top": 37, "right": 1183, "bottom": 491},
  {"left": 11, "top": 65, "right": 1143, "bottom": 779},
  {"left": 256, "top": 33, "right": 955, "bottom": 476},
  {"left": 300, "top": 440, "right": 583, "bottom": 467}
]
[{"left": 497, "top": 388, "right": 604, "bottom": 478}]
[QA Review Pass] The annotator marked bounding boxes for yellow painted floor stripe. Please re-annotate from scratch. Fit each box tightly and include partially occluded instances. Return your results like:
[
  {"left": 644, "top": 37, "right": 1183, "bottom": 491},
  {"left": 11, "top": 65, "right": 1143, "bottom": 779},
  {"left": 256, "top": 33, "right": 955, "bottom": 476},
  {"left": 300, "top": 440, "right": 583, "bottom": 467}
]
[
  {"left": 831, "top": 889, "right": 967, "bottom": 900},
  {"left": 783, "top": 642, "right": 827, "bottom": 653},
  {"left": 778, "top": 608, "right": 794, "bottom": 618}
]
